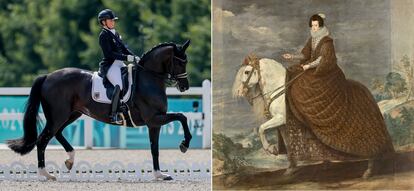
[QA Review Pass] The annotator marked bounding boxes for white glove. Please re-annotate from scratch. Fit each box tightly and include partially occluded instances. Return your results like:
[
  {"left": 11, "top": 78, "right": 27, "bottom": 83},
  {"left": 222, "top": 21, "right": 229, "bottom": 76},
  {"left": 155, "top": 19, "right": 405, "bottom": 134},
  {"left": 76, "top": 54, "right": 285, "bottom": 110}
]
[
  {"left": 127, "top": 55, "right": 134, "bottom": 62},
  {"left": 134, "top": 56, "right": 140, "bottom": 63}
]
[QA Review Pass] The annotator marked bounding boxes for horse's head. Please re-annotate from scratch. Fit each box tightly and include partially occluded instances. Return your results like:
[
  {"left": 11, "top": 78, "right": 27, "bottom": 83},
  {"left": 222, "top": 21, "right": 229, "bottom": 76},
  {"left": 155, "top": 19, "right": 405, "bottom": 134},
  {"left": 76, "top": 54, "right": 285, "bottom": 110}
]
[
  {"left": 173, "top": 40, "right": 190, "bottom": 92},
  {"left": 140, "top": 40, "right": 191, "bottom": 92},
  {"left": 232, "top": 53, "right": 261, "bottom": 98}
]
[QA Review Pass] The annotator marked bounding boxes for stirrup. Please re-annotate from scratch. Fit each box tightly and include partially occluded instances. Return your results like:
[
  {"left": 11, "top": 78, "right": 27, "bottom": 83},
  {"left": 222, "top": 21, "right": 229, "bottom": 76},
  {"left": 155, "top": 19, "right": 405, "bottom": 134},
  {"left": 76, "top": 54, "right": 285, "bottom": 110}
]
[{"left": 110, "top": 113, "right": 123, "bottom": 124}]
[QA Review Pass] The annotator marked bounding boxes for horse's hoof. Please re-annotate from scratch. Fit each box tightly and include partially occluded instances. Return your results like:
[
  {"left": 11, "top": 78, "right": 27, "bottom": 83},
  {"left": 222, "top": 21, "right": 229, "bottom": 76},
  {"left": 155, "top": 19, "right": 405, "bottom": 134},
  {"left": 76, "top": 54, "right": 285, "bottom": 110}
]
[
  {"left": 284, "top": 167, "right": 298, "bottom": 176},
  {"left": 38, "top": 168, "right": 57, "bottom": 181},
  {"left": 163, "top": 176, "right": 173, "bottom": 181},
  {"left": 179, "top": 143, "right": 188, "bottom": 153},
  {"left": 154, "top": 171, "right": 173, "bottom": 181},
  {"left": 264, "top": 145, "right": 279, "bottom": 155},
  {"left": 48, "top": 176, "right": 57, "bottom": 181},
  {"left": 362, "top": 169, "right": 372, "bottom": 179},
  {"left": 65, "top": 159, "right": 73, "bottom": 170}
]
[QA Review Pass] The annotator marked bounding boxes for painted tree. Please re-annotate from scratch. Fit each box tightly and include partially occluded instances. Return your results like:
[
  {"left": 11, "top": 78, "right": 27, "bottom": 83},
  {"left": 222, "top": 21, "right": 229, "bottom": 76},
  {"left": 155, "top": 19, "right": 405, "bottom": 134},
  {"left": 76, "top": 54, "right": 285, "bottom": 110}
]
[
  {"left": 393, "top": 55, "right": 414, "bottom": 100},
  {"left": 384, "top": 72, "right": 407, "bottom": 99}
]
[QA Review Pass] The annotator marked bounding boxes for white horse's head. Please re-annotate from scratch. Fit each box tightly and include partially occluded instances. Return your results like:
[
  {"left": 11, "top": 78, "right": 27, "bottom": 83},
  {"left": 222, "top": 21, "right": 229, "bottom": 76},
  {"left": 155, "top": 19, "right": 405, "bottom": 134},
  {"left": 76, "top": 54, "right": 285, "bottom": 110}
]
[
  {"left": 232, "top": 53, "right": 287, "bottom": 119},
  {"left": 242, "top": 65, "right": 260, "bottom": 88},
  {"left": 232, "top": 53, "right": 261, "bottom": 98}
]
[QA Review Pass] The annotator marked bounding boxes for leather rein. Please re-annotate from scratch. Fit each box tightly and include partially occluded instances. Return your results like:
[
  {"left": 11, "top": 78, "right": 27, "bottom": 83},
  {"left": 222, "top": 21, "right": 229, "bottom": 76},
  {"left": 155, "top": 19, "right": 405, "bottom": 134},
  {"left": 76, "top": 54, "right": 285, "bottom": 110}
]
[{"left": 241, "top": 63, "right": 305, "bottom": 118}]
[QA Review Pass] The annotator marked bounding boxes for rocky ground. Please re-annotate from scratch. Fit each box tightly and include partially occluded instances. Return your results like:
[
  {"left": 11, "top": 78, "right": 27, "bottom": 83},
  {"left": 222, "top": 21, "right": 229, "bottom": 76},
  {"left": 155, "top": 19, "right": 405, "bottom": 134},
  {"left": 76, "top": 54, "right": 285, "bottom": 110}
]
[{"left": 213, "top": 151, "right": 414, "bottom": 190}]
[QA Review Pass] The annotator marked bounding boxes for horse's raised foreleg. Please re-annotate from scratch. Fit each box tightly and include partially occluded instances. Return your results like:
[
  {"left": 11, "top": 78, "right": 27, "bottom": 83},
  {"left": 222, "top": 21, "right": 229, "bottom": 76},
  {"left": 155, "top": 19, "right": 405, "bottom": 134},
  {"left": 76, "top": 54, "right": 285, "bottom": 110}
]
[
  {"left": 146, "top": 113, "right": 192, "bottom": 153},
  {"left": 258, "top": 114, "right": 284, "bottom": 155},
  {"left": 148, "top": 126, "right": 172, "bottom": 180},
  {"left": 55, "top": 112, "right": 82, "bottom": 170},
  {"left": 55, "top": 130, "right": 75, "bottom": 170}
]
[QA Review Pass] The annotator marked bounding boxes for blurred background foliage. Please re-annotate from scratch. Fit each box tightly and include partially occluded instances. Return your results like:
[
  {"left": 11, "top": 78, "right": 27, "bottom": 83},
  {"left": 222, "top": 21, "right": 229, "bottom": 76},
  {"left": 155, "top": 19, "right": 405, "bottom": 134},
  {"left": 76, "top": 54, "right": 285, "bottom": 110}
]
[{"left": 0, "top": 0, "right": 210, "bottom": 86}]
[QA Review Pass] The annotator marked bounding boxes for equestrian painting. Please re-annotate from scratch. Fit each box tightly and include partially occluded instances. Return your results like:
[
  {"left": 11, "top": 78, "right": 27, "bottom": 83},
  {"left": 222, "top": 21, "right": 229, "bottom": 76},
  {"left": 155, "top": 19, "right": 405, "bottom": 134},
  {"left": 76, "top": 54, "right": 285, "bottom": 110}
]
[{"left": 213, "top": 0, "right": 414, "bottom": 189}]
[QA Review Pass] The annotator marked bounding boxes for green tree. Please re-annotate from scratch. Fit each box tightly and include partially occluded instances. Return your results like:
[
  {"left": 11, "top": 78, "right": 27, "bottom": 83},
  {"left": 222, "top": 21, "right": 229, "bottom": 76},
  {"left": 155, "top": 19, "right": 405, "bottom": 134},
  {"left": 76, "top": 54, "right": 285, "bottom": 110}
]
[{"left": 0, "top": 0, "right": 210, "bottom": 87}]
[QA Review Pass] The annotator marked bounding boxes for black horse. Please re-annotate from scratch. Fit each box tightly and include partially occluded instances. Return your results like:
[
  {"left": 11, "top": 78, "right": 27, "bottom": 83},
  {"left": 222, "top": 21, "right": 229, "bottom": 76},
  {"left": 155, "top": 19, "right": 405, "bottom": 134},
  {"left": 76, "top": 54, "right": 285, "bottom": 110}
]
[{"left": 7, "top": 40, "right": 192, "bottom": 180}]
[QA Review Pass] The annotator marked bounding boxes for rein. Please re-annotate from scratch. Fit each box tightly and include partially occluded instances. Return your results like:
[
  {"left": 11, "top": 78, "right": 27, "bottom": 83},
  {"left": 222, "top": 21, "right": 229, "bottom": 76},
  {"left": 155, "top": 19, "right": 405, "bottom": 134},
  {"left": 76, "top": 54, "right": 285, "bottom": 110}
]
[
  {"left": 131, "top": 53, "right": 188, "bottom": 97},
  {"left": 242, "top": 62, "right": 305, "bottom": 118}
]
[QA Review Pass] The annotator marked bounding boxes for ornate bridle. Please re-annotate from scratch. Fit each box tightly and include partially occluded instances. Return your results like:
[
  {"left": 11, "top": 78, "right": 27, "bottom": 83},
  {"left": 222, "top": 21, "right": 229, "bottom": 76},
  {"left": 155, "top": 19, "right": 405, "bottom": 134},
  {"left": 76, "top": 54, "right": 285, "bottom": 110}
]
[
  {"left": 241, "top": 54, "right": 261, "bottom": 88},
  {"left": 240, "top": 53, "right": 305, "bottom": 119},
  {"left": 241, "top": 54, "right": 265, "bottom": 106}
]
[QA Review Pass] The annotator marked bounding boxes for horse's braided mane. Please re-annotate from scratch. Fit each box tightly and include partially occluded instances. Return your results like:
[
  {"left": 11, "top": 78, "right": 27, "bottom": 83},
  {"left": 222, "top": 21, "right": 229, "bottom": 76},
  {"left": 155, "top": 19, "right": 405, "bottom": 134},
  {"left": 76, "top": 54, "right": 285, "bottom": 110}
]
[{"left": 139, "top": 42, "right": 178, "bottom": 64}]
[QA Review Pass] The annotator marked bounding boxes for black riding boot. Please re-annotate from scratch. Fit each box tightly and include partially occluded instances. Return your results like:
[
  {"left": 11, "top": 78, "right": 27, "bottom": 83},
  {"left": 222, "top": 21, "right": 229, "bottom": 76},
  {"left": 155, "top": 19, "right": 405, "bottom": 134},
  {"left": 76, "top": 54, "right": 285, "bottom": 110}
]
[{"left": 109, "top": 85, "right": 122, "bottom": 124}]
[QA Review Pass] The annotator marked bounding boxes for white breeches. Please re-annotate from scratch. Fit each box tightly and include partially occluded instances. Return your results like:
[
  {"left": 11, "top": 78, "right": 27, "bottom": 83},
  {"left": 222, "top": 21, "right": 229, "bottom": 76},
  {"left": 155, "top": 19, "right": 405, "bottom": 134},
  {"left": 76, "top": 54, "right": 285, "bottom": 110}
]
[{"left": 107, "top": 60, "right": 126, "bottom": 90}]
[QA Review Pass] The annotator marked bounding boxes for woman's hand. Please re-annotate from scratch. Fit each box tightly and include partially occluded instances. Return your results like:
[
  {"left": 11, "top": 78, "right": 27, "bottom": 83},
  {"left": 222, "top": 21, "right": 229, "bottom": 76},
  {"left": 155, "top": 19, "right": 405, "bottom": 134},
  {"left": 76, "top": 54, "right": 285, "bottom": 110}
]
[
  {"left": 282, "top": 53, "right": 292, "bottom": 60},
  {"left": 302, "top": 64, "right": 310, "bottom": 71}
]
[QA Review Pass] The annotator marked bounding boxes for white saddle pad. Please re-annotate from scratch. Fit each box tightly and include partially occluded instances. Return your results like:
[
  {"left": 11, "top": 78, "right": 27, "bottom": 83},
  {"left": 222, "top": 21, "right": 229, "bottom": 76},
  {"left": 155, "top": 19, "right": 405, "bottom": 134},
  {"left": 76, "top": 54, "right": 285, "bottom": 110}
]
[{"left": 91, "top": 64, "right": 134, "bottom": 104}]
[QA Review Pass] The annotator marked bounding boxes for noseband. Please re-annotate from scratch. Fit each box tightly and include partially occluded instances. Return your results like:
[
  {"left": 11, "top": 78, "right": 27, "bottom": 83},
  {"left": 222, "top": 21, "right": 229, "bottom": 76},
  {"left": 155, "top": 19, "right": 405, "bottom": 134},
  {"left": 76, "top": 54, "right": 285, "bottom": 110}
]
[{"left": 167, "top": 55, "right": 188, "bottom": 81}]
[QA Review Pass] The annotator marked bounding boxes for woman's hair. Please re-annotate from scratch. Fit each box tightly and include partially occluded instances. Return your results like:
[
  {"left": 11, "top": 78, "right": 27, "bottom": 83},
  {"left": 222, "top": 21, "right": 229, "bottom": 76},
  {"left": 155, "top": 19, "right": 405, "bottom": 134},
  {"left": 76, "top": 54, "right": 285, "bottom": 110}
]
[{"left": 308, "top": 14, "right": 324, "bottom": 27}]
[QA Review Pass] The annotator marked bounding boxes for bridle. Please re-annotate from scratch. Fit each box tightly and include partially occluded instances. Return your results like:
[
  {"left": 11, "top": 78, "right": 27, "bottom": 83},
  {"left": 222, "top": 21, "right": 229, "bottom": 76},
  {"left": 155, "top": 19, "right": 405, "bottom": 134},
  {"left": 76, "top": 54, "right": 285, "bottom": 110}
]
[
  {"left": 134, "top": 52, "right": 188, "bottom": 82},
  {"left": 242, "top": 65, "right": 260, "bottom": 90},
  {"left": 240, "top": 61, "right": 306, "bottom": 119},
  {"left": 168, "top": 55, "right": 188, "bottom": 81},
  {"left": 241, "top": 63, "right": 265, "bottom": 106},
  {"left": 130, "top": 49, "right": 188, "bottom": 101}
]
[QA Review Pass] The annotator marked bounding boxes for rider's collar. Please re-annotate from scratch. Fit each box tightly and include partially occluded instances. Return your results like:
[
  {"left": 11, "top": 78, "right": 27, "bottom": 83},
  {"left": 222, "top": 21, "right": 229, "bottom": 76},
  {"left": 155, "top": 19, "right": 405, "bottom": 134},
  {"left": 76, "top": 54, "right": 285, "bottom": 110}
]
[{"left": 103, "top": 27, "right": 116, "bottom": 35}]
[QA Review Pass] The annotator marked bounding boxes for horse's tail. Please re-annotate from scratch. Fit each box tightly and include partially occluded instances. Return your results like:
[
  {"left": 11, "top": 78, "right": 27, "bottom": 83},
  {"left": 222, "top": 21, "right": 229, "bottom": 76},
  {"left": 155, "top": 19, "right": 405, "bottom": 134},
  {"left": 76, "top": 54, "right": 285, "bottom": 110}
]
[{"left": 7, "top": 75, "right": 47, "bottom": 155}]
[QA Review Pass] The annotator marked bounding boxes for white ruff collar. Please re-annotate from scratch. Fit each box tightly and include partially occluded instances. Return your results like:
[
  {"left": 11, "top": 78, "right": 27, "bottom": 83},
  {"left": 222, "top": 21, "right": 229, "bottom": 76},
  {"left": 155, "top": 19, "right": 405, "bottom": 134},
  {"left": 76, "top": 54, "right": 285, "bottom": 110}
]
[{"left": 310, "top": 27, "right": 329, "bottom": 39}]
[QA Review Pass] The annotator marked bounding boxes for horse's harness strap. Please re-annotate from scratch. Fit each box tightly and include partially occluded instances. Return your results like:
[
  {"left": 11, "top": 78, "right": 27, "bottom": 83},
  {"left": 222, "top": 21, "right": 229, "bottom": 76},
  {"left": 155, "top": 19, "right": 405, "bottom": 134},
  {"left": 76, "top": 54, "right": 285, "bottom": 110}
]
[
  {"left": 242, "top": 66, "right": 256, "bottom": 87},
  {"left": 168, "top": 55, "right": 188, "bottom": 81},
  {"left": 242, "top": 61, "right": 305, "bottom": 118},
  {"left": 263, "top": 71, "right": 305, "bottom": 118}
]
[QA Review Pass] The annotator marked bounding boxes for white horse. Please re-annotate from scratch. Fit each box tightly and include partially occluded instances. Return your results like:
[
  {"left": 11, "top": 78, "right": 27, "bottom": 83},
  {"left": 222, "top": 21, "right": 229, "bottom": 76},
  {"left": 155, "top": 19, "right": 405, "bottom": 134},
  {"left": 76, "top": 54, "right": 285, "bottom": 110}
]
[
  {"left": 232, "top": 55, "right": 376, "bottom": 177},
  {"left": 232, "top": 57, "right": 286, "bottom": 156}
]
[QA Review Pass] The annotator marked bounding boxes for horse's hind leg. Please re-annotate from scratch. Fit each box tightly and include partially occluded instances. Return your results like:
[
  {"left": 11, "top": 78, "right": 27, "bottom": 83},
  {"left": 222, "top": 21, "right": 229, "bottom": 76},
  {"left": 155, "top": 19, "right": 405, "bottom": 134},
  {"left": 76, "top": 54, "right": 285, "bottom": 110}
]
[
  {"left": 284, "top": 155, "right": 299, "bottom": 176},
  {"left": 36, "top": 122, "right": 61, "bottom": 180},
  {"left": 363, "top": 159, "right": 374, "bottom": 179},
  {"left": 55, "top": 112, "right": 82, "bottom": 170},
  {"left": 148, "top": 126, "right": 172, "bottom": 180},
  {"left": 37, "top": 107, "right": 72, "bottom": 180}
]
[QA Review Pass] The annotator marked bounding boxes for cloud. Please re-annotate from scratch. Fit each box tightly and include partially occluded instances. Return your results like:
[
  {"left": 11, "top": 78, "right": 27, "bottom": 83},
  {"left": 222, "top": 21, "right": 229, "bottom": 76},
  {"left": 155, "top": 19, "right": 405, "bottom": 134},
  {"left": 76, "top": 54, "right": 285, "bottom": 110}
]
[
  {"left": 219, "top": 4, "right": 301, "bottom": 53},
  {"left": 213, "top": 8, "right": 235, "bottom": 33}
]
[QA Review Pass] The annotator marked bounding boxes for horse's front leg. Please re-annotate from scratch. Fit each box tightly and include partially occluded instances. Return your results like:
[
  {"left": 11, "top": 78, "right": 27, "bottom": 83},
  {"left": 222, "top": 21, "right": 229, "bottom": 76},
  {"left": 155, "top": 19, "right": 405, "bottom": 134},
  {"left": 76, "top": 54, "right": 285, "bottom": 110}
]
[
  {"left": 148, "top": 126, "right": 172, "bottom": 180},
  {"left": 258, "top": 114, "right": 284, "bottom": 155},
  {"left": 146, "top": 113, "right": 192, "bottom": 153}
]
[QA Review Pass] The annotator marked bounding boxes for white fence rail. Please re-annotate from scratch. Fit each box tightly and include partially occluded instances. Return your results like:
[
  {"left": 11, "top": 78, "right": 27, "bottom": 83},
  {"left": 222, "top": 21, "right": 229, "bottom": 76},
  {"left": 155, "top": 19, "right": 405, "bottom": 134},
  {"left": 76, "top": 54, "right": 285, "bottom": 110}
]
[{"left": 0, "top": 80, "right": 211, "bottom": 149}]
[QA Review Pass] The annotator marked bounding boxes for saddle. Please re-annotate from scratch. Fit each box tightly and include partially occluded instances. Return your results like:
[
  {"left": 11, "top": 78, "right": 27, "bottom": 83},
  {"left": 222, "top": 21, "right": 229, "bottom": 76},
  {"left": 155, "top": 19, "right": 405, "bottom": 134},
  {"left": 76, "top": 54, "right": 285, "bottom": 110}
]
[{"left": 91, "top": 64, "right": 134, "bottom": 104}]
